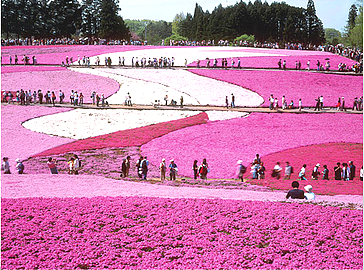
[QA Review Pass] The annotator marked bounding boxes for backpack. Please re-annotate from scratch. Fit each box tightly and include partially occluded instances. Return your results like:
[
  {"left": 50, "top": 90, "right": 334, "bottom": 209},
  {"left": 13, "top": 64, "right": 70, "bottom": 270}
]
[
  {"left": 18, "top": 163, "right": 24, "bottom": 171},
  {"left": 199, "top": 165, "right": 208, "bottom": 175}
]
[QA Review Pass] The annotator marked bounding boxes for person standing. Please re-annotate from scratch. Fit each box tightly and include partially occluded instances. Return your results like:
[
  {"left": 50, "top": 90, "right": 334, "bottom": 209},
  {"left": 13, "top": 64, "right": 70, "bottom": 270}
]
[
  {"left": 199, "top": 158, "right": 209, "bottom": 180},
  {"left": 284, "top": 162, "right": 293, "bottom": 180},
  {"left": 349, "top": 161, "right": 356, "bottom": 180},
  {"left": 192, "top": 160, "right": 198, "bottom": 180},
  {"left": 15, "top": 159, "right": 24, "bottom": 174},
  {"left": 257, "top": 162, "right": 266, "bottom": 179},
  {"left": 59, "top": 90, "right": 64, "bottom": 104},
  {"left": 298, "top": 98, "right": 302, "bottom": 111},
  {"left": 169, "top": 159, "right": 178, "bottom": 181},
  {"left": 47, "top": 157, "right": 58, "bottom": 174},
  {"left": 159, "top": 158, "right": 166, "bottom": 181},
  {"left": 319, "top": 95, "right": 324, "bottom": 110},
  {"left": 314, "top": 96, "right": 321, "bottom": 111},
  {"left": 225, "top": 96, "right": 229, "bottom": 109},
  {"left": 96, "top": 94, "right": 100, "bottom": 107},
  {"left": 231, "top": 93, "right": 235, "bottom": 108},
  {"left": 141, "top": 156, "right": 148, "bottom": 180},
  {"left": 360, "top": 166, "right": 363, "bottom": 181},
  {"left": 251, "top": 161, "right": 259, "bottom": 179},
  {"left": 91, "top": 91, "right": 96, "bottom": 105},
  {"left": 282, "top": 96, "right": 286, "bottom": 110},
  {"left": 73, "top": 155, "right": 80, "bottom": 175},
  {"left": 269, "top": 95, "right": 274, "bottom": 110},
  {"left": 121, "top": 158, "right": 127, "bottom": 178},
  {"left": 334, "top": 162, "right": 342, "bottom": 180},
  {"left": 37, "top": 90, "right": 43, "bottom": 104},
  {"left": 237, "top": 160, "right": 246, "bottom": 181},
  {"left": 68, "top": 157, "right": 75, "bottom": 174},
  {"left": 322, "top": 165, "right": 329, "bottom": 180},
  {"left": 342, "top": 163, "right": 350, "bottom": 181},
  {"left": 51, "top": 91, "right": 56, "bottom": 106},
  {"left": 1, "top": 157, "right": 11, "bottom": 174},
  {"left": 136, "top": 156, "right": 143, "bottom": 179},
  {"left": 272, "top": 162, "right": 282, "bottom": 179},
  {"left": 180, "top": 96, "right": 183, "bottom": 108}
]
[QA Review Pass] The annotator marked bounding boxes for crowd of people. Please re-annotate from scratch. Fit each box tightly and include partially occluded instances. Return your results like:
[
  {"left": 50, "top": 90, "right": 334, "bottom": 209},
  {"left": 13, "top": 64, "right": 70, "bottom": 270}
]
[
  {"left": 4, "top": 153, "right": 362, "bottom": 184},
  {"left": 1, "top": 38, "right": 145, "bottom": 46}
]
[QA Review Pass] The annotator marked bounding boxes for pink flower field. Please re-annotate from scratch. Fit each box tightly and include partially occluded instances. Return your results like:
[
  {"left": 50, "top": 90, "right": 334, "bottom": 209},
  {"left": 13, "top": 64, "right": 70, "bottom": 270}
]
[
  {"left": 33, "top": 112, "right": 208, "bottom": 157},
  {"left": 191, "top": 69, "right": 363, "bottom": 107},
  {"left": 1, "top": 105, "right": 75, "bottom": 169},
  {"left": 1, "top": 45, "right": 157, "bottom": 65},
  {"left": 1, "top": 69, "right": 120, "bottom": 100},
  {"left": 1, "top": 65, "right": 66, "bottom": 74},
  {"left": 189, "top": 54, "right": 358, "bottom": 70},
  {"left": 248, "top": 142, "right": 363, "bottom": 195},
  {"left": 1, "top": 197, "right": 362, "bottom": 269},
  {"left": 141, "top": 113, "right": 363, "bottom": 180}
]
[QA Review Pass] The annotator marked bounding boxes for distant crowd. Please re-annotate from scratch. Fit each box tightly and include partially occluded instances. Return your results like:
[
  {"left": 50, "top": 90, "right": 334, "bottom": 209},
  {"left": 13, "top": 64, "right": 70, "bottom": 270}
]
[{"left": 1, "top": 38, "right": 145, "bottom": 46}]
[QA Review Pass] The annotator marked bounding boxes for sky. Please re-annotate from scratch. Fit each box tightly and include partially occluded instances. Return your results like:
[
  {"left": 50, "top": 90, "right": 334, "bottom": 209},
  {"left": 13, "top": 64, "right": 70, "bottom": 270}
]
[{"left": 119, "top": 0, "right": 359, "bottom": 32}]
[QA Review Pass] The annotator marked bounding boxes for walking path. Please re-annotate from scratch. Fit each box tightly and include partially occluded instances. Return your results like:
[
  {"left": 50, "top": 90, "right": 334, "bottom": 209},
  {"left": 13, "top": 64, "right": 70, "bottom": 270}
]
[
  {"left": 4, "top": 102, "right": 362, "bottom": 114},
  {"left": 1, "top": 174, "right": 362, "bottom": 208}
]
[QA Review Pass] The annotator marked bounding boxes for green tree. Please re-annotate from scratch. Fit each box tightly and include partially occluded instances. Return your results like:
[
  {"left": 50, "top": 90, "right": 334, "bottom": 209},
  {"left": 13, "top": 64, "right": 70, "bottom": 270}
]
[
  {"left": 98, "top": 0, "right": 130, "bottom": 40},
  {"left": 348, "top": 5, "right": 363, "bottom": 49},
  {"left": 145, "top": 20, "right": 172, "bottom": 45},
  {"left": 172, "top": 12, "right": 185, "bottom": 35},
  {"left": 346, "top": 4, "right": 358, "bottom": 33},
  {"left": 324, "top": 28, "right": 342, "bottom": 45},
  {"left": 306, "top": 0, "right": 325, "bottom": 44}
]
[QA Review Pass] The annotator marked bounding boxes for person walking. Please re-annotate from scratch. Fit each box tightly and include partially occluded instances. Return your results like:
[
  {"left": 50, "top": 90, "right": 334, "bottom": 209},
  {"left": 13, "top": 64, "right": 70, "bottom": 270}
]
[
  {"left": 299, "top": 164, "right": 307, "bottom": 180},
  {"left": 284, "top": 162, "right": 293, "bottom": 180},
  {"left": 231, "top": 93, "right": 235, "bottom": 108},
  {"left": 334, "top": 162, "right": 342, "bottom": 180},
  {"left": 73, "top": 155, "right": 80, "bottom": 175},
  {"left": 141, "top": 156, "right": 149, "bottom": 180},
  {"left": 322, "top": 165, "right": 329, "bottom": 180},
  {"left": 136, "top": 156, "right": 143, "bottom": 179}
]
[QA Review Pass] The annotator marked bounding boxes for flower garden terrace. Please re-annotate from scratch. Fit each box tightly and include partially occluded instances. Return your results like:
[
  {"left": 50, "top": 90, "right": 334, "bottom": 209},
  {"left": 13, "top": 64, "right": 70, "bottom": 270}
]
[{"left": 1, "top": 45, "right": 363, "bottom": 269}]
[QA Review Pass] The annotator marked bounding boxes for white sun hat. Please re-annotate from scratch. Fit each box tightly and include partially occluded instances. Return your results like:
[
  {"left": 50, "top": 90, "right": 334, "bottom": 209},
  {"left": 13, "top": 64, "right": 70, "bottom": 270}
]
[{"left": 304, "top": 185, "right": 313, "bottom": 192}]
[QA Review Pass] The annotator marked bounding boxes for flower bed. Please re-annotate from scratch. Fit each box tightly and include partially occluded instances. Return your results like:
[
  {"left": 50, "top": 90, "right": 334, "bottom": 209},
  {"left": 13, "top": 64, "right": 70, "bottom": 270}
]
[
  {"left": 2, "top": 196, "right": 362, "bottom": 269},
  {"left": 23, "top": 109, "right": 201, "bottom": 139},
  {"left": 1, "top": 45, "right": 154, "bottom": 65},
  {"left": 141, "top": 113, "right": 363, "bottom": 180},
  {"left": 1, "top": 69, "right": 120, "bottom": 102},
  {"left": 90, "top": 68, "right": 263, "bottom": 106},
  {"left": 190, "top": 69, "right": 363, "bottom": 108},
  {"left": 248, "top": 142, "right": 363, "bottom": 195},
  {"left": 188, "top": 54, "right": 358, "bottom": 70},
  {"left": 1, "top": 105, "right": 75, "bottom": 169},
  {"left": 32, "top": 112, "right": 208, "bottom": 157}
]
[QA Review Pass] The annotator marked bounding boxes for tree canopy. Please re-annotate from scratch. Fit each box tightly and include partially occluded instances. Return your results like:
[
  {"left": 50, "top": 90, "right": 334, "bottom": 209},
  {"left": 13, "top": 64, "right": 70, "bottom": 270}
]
[
  {"left": 1, "top": 0, "right": 130, "bottom": 40},
  {"left": 178, "top": 0, "right": 325, "bottom": 45}
]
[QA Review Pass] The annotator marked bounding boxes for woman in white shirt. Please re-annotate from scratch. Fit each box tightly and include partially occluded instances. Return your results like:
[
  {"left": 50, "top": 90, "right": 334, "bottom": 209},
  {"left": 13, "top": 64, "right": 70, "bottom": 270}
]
[{"left": 304, "top": 185, "right": 315, "bottom": 200}]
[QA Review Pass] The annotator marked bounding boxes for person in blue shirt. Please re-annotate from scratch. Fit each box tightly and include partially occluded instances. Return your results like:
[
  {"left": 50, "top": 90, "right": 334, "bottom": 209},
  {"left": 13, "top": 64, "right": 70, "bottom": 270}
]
[{"left": 169, "top": 159, "right": 178, "bottom": 181}]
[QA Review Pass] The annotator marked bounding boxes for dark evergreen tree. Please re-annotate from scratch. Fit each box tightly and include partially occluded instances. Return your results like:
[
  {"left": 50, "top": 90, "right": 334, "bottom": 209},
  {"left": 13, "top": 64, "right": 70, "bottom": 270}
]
[
  {"left": 306, "top": 0, "right": 325, "bottom": 45},
  {"left": 98, "top": 0, "right": 130, "bottom": 40},
  {"left": 346, "top": 4, "right": 358, "bottom": 33}
]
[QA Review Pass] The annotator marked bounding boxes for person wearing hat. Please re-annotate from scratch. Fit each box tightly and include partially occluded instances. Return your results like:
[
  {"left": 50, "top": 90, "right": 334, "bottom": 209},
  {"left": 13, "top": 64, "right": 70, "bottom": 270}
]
[
  {"left": 304, "top": 185, "right": 315, "bottom": 200},
  {"left": 236, "top": 160, "right": 246, "bottom": 181},
  {"left": 286, "top": 181, "right": 304, "bottom": 199},
  {"left": 169, "top": 159, "right": 178, "bottom": 181},
  {"left": 15, "top": 159, "right": 24, "bottom": 174},
  {"left": 159, "top": 158, "right": 166, "bottom": 181},
  {"left": 311, "top": 164, "right": 320, "bottom": 180}
]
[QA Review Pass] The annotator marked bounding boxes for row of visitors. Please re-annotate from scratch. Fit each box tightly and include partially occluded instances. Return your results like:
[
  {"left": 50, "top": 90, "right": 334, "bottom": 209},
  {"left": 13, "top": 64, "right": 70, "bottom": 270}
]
[
  {"left": 2, "top": 54, "right": 37, "bottom": 65},
  {"left": 1, "top": 38, "right": 143, "bottom": 46},
  {"left": 3, "top": 155, "right": 363, "bottom": 182},
  {"left": 242, "top": 154, "right": 362, "bottom": 181}
]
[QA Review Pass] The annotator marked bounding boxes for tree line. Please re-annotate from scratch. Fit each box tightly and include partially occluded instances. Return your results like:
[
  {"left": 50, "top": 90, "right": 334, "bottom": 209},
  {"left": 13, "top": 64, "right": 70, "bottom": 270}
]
[
  {"left": 174, "top": 0, "right": 325, "bottom": 45},
  {"left": 1, "top": 0, "right": 130, "bottom": 40}
]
